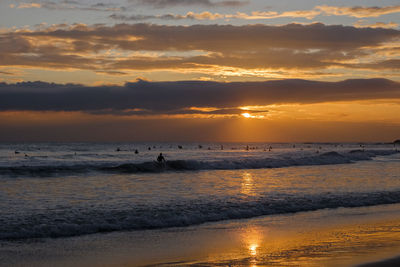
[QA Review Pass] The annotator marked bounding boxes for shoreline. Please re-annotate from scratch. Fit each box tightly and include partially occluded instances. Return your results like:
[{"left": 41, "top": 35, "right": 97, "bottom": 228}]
[{"left": 3, "top": 204, "right": 400, "bottom": 266}]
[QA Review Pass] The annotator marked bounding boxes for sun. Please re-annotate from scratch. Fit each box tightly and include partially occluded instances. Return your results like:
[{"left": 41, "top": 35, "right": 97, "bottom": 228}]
[{"left": 242, "top": 112, "right": 252, "bottom": 118}]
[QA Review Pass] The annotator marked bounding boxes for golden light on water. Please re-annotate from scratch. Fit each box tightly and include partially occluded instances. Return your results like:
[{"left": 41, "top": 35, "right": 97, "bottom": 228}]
[
  {"left": 249, "top": 243, "right": 258, "bottom": 256},
  {"left": 241, "top": 226, "right": 262, "bottom": 266},
  {"left": 241, "top": 172, "right": 257, "bottom": 196}
]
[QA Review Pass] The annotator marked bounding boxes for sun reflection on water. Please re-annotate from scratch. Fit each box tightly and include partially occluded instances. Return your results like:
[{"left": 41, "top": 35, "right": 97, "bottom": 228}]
[
  {"left": 241, "top": 172, "right": 257, "bottom": 196},
  {"left": 240, "top": 225, "right": 263, "bottom": 266},
  {"left": 249, "top": 243, "right": 258, "bottom": 256}
]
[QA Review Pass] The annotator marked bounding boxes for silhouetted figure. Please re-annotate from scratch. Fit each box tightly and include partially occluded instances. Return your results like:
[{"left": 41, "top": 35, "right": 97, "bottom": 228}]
[
  {"left": 246, "top": 145, "right": 249, "bottom": 151},
  {"left": 178, "top": 145, "right": 183, "bottom": 149},
  {"left": 134, "top": 149, "right": 139, "bottom": 154},
  {"left": 198, "top": 145, "right": 203, "bottom": 149},
  {"left": 221, "top": 145, "right": 224, "bottom": 150},
  {"left": 116, "top": 147, "right": 121, "bottom": 152},
  {"left": 24, "top": 154, "right": 29, "bottom": 157},
  {"left": 157, "top": 153, "right": 166, "bottom": 163},
  {"left": 148, "top": 147, "right": 151, "bottom": 151}
]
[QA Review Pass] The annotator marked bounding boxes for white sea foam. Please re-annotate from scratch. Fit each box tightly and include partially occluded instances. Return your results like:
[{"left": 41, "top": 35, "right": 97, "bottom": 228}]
[{"left": 2, "top": 190, "right": 400, "bottom": 239}]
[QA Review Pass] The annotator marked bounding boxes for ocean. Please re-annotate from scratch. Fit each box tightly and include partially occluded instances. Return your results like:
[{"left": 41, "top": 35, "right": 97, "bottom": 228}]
[{"left": 0, "top": 142, "right": 399, "bottom": 242}]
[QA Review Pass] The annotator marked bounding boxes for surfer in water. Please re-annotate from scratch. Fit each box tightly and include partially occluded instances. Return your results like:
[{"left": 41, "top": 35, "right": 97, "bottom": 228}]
[{"left": 157, "top": 153, "right": 166, "bottom": 163}]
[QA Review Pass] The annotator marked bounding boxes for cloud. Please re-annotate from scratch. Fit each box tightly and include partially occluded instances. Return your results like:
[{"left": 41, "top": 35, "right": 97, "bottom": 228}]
[
  {"left": 131, "top": 0, "right": 248, "bottom": 8},
  {"left": 12, "top": 1, "right": 125, "bottom": 12},
  {"left": 353, "top": 20, "right": 399, "bottom": 29},
  {"left": 0, "top": 78, "right": 399, "bottom": 115},
  {"left": 317, "top": 5, "right": 400, "bottom": 18},
  {"left": 95, "top": 70, "right": 129, "bottom": 76},
  {"left": 0, "top": 23, "right": 399, "bottom": 76},
  {"left": 0, "top": 71, "right": 14, "bottom": 75},
  {"left": 109, "top": 10, "right": 321, "bottom": 21},
  {"left": 16, "top": 3, "right": 42, "bottom": 9},
  {"left": 109, "top": 11, "right": 225, "bottom": 21},
  {"left": 110, "top": 5, "right": 400, "bottom": 22},
  {"left": 346, "top": 59, "right": 400, "bottom": 70},
  {"left": 232, "top": 10, "right": 321, "bottom": 20}
]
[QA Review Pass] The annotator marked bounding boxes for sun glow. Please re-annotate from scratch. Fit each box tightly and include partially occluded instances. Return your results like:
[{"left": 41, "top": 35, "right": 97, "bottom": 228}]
[
  {"left": 249, "top": 243, "right": 258, "bottom": 256},
  {"left": 242, "top": 112, "right": 252, "bottom": 118},
  {"left": 241, "top": 112, "right": 265, "bottom": 119}
]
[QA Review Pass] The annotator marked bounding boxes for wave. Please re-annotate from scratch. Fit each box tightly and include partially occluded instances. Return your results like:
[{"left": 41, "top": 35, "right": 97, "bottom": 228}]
[
  {"left": 0, "top": 150, "right": 398, "bottom": 177},
  {"left": 2, "top": 190, "right": 400, "bottom": 240}
]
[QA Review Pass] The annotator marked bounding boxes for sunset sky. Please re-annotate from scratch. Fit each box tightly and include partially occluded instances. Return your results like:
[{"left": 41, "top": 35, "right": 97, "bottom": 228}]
[{"left": 0, "top": 0, "right": 399, "bottom": 142}]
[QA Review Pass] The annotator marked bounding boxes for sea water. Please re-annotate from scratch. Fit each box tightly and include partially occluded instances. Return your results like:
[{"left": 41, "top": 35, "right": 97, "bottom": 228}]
[{"left": 0, "top": 142, "right": 399, "bottom": 240}]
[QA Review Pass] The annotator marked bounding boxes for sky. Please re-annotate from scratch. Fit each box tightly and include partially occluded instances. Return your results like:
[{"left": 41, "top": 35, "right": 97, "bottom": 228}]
[{"left": 0, "top": 0, "right": 399, "bottom": 142}]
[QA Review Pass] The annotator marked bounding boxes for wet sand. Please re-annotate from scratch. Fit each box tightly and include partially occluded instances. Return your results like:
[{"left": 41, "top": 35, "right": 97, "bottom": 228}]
[{"left": 3, "top": 204, "right": 400, "bottom": 266}]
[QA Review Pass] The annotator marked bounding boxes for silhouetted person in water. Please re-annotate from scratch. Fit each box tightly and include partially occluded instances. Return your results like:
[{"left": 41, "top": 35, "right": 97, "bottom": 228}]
[
  {"left": 157, "top": 153, "right": 166, "bottom": 163},
  {"left": 134, "top": 149, "right": 139, "bottom": 154}
]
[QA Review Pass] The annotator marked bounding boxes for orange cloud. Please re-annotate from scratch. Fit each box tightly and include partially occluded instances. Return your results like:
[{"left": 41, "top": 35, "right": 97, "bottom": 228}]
[
  {"left": 353, "top": 20, "right": 399, "bottom": 29},
  {"left": 317, "top": 5, "right": 400, "bottom": 18},
  {"left": 110, "top": 5, "right": 400, "bottom": 22},
  {"left": 16, "top": 3, "right": 41, "bottom": 9}
]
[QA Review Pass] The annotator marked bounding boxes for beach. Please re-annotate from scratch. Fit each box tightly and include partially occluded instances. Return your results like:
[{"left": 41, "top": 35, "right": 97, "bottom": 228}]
[
  {"left": 3, "top": 204, "right": 400, "bottom": 266},
  {"left": 1, "top": 142, "right": 400, "bottom": 266}
]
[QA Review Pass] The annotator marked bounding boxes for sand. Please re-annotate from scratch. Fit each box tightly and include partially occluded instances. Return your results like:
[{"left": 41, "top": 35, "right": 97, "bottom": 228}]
[{"left": 3, "top": 204, "right": 400, "bottom": 266}]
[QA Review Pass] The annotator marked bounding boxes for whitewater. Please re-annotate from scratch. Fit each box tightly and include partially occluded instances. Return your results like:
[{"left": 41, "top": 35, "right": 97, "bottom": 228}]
[{"left": 0, "top": 142, "right": 399, "bottom": 240}]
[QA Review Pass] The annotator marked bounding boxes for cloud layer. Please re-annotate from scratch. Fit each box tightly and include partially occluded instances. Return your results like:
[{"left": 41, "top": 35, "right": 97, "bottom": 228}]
[
  {"left": 110, "top": 5, "right": 400, "bottom": 22},
  {"left": 0, "top": 23, "right": 399, "bottom": 79},
  {"left": 131, "top": 0, "right": 248, "bottom": 8},
  {"left": 1, "top": 78, "right": 399, "bottom": 115}
]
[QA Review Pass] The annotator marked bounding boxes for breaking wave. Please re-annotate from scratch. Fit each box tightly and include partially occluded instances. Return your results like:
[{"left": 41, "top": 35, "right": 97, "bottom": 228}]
[
  {"left": 2, "top": 190, "right": 400, "bottom": 240},
  {"left": 0, "top": 149, "right": 397, "bottom": 177}
]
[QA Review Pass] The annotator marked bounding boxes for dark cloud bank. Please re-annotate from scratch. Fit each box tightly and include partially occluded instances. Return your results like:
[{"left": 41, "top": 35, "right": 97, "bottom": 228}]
[{"left": 0, "top": 78, "right": 399, "bottom": 115}]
